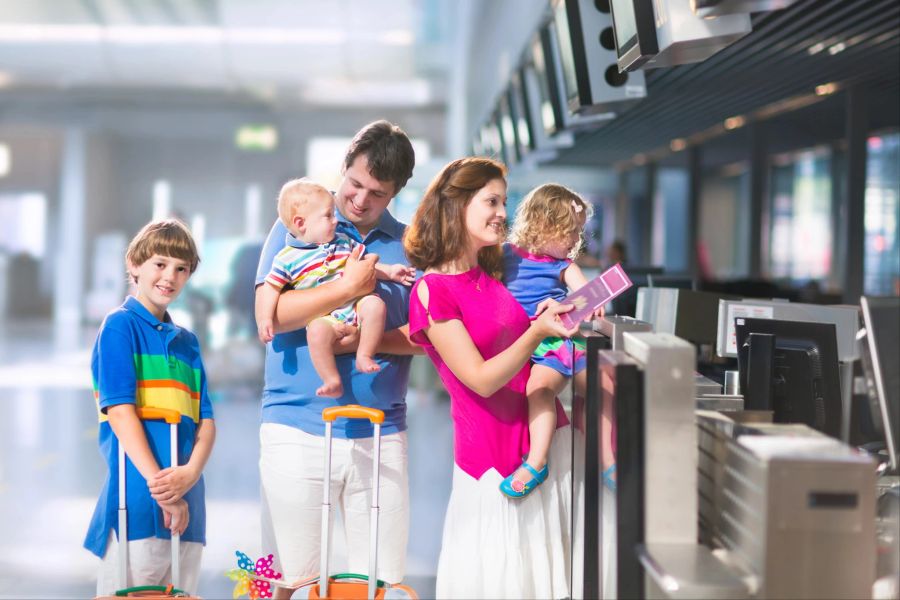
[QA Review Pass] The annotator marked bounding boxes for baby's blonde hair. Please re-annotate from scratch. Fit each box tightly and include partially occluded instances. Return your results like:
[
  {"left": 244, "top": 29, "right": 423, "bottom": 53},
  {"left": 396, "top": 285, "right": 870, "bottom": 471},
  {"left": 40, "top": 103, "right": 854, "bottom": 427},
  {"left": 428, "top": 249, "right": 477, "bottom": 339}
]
[
  {"left": 509, "top": 183, "right": 592, "bottom": 260},
  {"left": 277, "top": 179, "right": 332, "bottom": 227}
]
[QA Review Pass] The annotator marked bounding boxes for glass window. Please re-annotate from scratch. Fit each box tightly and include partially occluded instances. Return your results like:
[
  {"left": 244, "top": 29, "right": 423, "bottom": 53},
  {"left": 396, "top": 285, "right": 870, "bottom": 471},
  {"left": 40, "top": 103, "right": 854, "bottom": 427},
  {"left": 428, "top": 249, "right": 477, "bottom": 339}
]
[
  {"left": 652, "top": 168, "right": 689, "bottom": 272},
  {"left": 699, "top": 165, "right": 750, "bottom": 278},
  {"left": 767, "top": 147, "right": 832, "bottom": 282},
  {"left": 864, "top": 131, "right": 900, "bottom": 295}
]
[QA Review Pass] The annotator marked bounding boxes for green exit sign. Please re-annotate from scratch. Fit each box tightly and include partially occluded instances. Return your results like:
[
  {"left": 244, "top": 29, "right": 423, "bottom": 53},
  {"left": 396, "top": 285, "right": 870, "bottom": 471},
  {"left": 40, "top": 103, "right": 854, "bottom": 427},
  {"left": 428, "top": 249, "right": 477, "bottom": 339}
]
[{"left": 235, "top": 124, "right": 278, "bottom": 151}]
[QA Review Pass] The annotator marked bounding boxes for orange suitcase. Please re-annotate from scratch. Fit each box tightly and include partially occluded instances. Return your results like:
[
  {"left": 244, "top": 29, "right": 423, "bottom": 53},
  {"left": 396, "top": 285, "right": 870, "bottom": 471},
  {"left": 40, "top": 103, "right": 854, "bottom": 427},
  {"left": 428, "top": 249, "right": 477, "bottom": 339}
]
[{"left": 304, "top": 405, "right": 417, "bottom": 600}]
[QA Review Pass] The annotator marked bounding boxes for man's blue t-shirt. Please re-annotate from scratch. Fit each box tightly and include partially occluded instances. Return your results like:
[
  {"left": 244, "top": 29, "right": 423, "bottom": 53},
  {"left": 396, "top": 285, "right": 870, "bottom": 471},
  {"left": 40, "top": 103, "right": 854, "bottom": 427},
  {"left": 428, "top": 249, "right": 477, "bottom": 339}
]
[
  {"left": 255, "top": 209, "right": 412, "bottom": 438},
  {"left": 84, "top": 296, "right": 214, "bottom": 558}
]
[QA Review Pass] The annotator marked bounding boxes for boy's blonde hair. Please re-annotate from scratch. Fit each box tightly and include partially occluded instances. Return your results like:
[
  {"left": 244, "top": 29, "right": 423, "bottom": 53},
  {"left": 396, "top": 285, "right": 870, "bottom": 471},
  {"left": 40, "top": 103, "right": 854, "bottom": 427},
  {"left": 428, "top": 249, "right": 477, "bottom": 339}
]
[
  {"left": 277, "top": 179, "right": 331, "bottom": 226},
  {"left": 125, "top": 219, "right": 200, "bottom": 280},
  {"left": 509, "top": 183, "right": 592, "bottom": 260}
]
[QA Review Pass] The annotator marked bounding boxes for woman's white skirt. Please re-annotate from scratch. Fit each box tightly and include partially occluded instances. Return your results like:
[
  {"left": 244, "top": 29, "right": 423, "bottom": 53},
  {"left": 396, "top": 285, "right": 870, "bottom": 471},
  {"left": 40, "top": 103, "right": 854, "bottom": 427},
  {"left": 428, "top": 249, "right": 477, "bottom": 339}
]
[{"left": 435, "top": 426, "right": 572, "bottom": 599}]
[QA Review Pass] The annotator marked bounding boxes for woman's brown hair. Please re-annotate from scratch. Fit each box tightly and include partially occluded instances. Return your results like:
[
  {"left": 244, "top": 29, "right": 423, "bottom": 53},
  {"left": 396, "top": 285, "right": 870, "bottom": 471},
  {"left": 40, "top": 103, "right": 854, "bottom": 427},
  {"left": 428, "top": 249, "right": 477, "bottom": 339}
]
[{"left": 404, "top": 157, "right": 507, "bottom": 279}]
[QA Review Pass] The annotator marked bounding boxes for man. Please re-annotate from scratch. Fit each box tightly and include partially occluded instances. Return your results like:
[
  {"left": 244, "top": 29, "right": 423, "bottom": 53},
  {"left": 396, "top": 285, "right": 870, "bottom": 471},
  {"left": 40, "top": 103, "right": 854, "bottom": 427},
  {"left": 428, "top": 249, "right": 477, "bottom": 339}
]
[{"left": 254, "top": 121, "right": 419, "bottom": 597}]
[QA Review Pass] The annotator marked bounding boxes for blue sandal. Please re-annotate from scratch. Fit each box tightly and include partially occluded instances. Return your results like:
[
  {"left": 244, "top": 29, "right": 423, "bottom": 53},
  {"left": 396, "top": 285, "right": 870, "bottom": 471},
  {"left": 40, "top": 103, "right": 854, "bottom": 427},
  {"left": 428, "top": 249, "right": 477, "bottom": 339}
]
[
  {"left": 603, "top": 464, "right": 617, "bottom": 492},
  {"left": 499, "top": 460, "right": 549, "bottom": 498}
]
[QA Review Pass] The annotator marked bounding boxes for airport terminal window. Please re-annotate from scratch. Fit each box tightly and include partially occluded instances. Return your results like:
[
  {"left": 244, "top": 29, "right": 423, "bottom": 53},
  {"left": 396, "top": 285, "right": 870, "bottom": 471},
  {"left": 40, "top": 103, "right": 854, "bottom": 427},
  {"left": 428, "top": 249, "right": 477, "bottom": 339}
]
[
  {"left": 0, "top": 192, "right": 46, "bottom": 258},
  {"left": 652, "top": 168, "right": 689, "bottom": 273},
  {"left": 768, "top": 147, "right": 832, "bottom": 283},
  {"left": 864, "top": 131, "right": 900, "bottom": 295},
  {"left": 700, "top": 166, "right": 750, "bottom": 278}
]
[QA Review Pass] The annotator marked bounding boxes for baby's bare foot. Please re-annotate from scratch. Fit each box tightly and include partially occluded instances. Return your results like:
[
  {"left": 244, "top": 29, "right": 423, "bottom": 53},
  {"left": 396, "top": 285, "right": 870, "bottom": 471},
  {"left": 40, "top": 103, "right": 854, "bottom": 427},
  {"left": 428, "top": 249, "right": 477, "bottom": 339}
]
[
  {"left": 316, "top": 379, "right": 343, "bottom": 397},
  {"left": 356, "top": 355, "right": 381, "bottom": 374}
]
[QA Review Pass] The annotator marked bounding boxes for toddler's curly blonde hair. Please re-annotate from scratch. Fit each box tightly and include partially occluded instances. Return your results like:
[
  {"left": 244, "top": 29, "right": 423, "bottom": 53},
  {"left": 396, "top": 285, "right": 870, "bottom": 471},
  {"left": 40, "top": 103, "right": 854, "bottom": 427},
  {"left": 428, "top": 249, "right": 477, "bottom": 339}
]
[{"left": 509, "top": 183, "right": 592, "bottom": 261}]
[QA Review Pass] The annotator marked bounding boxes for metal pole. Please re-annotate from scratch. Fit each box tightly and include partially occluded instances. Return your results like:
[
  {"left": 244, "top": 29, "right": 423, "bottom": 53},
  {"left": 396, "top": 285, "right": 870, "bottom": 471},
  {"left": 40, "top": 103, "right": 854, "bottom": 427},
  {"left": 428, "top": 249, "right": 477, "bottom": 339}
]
[
  {"left": 170, "top": 422, "right": 180, "bottom": 589},
  {"left": 368, "top": 423, "right": 382, "bottom": 600},
  {"left": 118, "top": 443, "right": 127, "bottom": 589},
  {"left": 320, "top": 421, "right": 333, "bottom": 598}
]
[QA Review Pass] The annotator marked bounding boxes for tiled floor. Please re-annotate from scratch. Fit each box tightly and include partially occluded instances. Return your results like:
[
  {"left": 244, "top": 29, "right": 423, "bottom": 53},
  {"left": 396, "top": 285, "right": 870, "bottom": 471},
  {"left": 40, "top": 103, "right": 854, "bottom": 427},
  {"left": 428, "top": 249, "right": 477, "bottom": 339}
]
[{"left": 0, "top": 319, "right": 450, "bottom": 599}]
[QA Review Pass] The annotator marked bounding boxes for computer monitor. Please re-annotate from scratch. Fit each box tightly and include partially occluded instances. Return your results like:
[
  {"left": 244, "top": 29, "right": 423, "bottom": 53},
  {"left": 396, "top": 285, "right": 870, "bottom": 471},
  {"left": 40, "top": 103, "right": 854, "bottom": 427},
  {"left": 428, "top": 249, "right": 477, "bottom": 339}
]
[
  {"left": 735, "top": 318, "right": 842, "bottom": 438},
  {"left": 647, "top": 274, "right": 695, "bottom": 290},
  {"left": 859, "top": 296, "right": 900, "bottom": 472},
  {"left": 529, "top": 28, "right": 566, "bottom": 137},
  {"left": 608, "top": 0, "right": 658, "bottom": 72},
  {"left": 496, "top": 97, "right": 517, "bottom": 166},
  {"left": 508, "top": 71, "right": 535, "bottom": 160},
  {"left": 478, "top": 120, "right": 502, "bottom": 160},
  {"left": 608, "top": 266, "right": 663, "bottom": 317}
]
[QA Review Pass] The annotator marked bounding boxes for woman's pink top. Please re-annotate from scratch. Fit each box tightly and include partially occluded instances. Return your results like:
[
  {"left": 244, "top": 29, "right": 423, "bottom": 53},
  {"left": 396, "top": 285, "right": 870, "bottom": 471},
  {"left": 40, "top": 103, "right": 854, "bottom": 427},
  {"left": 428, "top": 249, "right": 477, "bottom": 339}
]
[{"left": 409, "top": 267, "right": 569, "bottom": 479}]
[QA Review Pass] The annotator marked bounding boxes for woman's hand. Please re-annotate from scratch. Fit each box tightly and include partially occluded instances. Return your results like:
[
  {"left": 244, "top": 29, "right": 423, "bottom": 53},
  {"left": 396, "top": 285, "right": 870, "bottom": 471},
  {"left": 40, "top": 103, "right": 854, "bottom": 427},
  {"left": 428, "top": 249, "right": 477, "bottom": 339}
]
[{"left": 532, "top": 299, "right": 579, "bottom": 339}]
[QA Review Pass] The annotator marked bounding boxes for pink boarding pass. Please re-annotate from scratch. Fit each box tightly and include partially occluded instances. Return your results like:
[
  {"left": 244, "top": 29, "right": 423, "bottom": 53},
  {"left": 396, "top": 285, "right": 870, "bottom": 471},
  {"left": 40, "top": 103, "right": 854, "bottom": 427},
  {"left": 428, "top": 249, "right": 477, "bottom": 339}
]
[{"left": 559, "top": 263, "right": 633, "bottom": 329}]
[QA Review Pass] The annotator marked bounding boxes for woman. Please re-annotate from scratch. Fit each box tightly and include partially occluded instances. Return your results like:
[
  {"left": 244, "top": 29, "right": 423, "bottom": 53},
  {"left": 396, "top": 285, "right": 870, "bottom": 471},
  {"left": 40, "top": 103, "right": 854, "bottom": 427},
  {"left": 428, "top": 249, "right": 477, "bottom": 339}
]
[{"left": 403, "top": 157, "right": 576, "bottom": 598}]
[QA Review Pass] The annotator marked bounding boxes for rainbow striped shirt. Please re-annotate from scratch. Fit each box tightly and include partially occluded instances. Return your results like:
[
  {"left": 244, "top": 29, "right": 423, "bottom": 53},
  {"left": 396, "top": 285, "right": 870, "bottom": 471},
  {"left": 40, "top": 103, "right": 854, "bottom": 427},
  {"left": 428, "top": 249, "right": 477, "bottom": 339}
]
[
  {"left": 265, "top": 231, "right": 363, "bottom": 324},
  {"left": 84, "top": 296, "right": 214, "bottom": 558}
]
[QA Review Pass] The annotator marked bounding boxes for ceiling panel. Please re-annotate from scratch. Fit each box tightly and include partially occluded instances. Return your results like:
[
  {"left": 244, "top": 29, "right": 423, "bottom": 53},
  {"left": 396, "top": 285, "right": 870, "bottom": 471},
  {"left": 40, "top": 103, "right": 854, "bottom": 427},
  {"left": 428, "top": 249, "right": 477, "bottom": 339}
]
[
  {"left": 0, "top": 0, "right": 452, "bottom": 108},
  {"left": 549, "top": 0, "right": 900, "bottom": 169}
]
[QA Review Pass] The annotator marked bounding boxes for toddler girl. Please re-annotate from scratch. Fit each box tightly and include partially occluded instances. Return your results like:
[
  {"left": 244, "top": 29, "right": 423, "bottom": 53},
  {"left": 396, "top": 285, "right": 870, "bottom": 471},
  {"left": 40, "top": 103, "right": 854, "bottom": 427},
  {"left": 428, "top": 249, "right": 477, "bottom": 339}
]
[{"left": 500, "top": 183, "right": 597, "bottom": 497}]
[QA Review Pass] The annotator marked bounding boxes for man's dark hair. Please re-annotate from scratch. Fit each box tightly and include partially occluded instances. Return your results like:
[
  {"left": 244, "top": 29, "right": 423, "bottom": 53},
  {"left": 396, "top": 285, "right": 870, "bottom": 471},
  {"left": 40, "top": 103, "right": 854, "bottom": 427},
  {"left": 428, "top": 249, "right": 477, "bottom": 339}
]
[{"left": 343, "top": 120, "right": 415, "bottom": 194}]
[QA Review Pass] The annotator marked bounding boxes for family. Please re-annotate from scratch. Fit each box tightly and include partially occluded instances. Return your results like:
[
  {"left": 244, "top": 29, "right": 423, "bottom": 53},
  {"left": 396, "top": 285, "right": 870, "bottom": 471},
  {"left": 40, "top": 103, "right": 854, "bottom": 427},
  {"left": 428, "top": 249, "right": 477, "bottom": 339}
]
[{"left": 86, "top": 120, "right": 599, "bottom": 599}]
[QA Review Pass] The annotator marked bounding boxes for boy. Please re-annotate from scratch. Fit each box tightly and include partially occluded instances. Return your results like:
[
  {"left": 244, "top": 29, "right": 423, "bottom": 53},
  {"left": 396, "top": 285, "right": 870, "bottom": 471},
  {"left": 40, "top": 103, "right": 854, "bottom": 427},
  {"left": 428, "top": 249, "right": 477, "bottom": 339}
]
[
  {"left": 84, "top": 219, "right": 216, "bottom": 596},
  {"left": 255, "top": 179, "right": 415, "bottom": 397}
]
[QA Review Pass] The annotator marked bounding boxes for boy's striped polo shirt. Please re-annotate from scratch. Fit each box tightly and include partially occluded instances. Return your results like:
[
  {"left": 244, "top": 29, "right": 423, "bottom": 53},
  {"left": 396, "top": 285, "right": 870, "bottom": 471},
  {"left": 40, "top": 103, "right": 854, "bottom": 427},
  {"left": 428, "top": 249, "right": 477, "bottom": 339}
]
[{"left": 84, "top": 295, "right": 214, "bottom": 558}]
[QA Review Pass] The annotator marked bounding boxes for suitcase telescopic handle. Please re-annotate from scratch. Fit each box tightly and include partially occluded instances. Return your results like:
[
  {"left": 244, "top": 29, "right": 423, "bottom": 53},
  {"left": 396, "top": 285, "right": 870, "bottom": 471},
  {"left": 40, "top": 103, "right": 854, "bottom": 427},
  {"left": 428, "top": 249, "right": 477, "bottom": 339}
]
[
  {"left": 136, "top": 406, "right": 182, "bottom": 424},
  {"left": 117, "top": 405, "right": 184, "bottom": 592},
  {"left": 320, "top": 404, "right": 385, "bottom": 599},
  {"left": 322, "top": 405, "right": 384, "bottom": 424}
]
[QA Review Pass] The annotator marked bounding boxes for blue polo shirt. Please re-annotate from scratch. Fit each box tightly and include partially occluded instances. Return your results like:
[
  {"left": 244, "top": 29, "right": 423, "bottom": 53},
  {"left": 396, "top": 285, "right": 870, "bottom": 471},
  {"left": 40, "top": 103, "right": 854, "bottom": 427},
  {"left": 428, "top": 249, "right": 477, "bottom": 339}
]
[
  {"left": 255, "top": 209, "right": 412, "bottom": 438},
  {"left": 84, "top": 296, "right": 214, "bottom": 558}
]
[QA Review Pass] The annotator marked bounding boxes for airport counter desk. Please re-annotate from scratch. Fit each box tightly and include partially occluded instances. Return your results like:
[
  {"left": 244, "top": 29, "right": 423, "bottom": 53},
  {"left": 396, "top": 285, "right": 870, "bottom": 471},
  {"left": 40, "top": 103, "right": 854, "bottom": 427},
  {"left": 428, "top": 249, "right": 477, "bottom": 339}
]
[{"left": 567, "top": 311, "right": 900, "bottom": 600}]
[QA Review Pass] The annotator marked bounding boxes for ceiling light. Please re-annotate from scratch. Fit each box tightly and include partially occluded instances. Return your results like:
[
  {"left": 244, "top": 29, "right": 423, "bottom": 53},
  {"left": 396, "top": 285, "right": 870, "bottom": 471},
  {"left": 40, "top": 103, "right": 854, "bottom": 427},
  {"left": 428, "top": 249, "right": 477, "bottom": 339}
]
[
  {"left": 670, "top": 138, "right": 687, "bottom": 152},
  {"left": 807, "top": 42, "right": 825, "bottom": 55},
  {"left": 724, "top": 116, "right": 746, "bottom": 130},
  {"left": 815, "top": 82, "right": 839, "bottom": 96},
  {"left": 0, "top": 144, "right": 10, "bottom": 178},
  {"left": 301, "top": 78, "right": 431, "bottom": 107},
  {"left": 827, "top": 42, "right": 846, "bottom": 55}
]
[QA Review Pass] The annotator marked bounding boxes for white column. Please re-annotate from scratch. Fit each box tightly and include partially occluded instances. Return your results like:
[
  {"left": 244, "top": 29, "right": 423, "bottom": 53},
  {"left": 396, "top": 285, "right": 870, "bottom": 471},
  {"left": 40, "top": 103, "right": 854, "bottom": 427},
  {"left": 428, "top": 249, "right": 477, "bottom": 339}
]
[{"left": 54, "top": 128, "right": 87, "bottom": 349}]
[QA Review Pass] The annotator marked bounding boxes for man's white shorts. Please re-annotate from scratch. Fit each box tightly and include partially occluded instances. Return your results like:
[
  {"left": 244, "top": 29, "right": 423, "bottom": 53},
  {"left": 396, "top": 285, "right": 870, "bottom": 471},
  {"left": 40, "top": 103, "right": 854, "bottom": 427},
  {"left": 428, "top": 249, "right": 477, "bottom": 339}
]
[
  {"left": 96, "top": 531, "right": 202, "bottom": 596},
  {"left": 259, "top": 423, "right": 409, "bottom": 584}
]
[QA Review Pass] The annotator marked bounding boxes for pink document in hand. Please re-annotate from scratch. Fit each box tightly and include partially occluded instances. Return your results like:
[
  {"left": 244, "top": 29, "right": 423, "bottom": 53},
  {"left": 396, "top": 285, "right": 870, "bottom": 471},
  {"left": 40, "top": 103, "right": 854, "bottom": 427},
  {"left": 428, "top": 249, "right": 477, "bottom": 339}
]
[{"left": 559, "top": 263, "right": 633, "bottom": 329}]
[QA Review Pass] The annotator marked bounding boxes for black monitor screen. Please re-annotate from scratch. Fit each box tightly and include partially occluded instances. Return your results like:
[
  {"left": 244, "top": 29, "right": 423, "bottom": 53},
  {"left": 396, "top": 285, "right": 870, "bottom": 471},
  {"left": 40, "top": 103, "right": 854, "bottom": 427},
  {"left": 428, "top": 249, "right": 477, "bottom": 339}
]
[
  {"left": 508, "top": 71, "right": 534, "bottom": 156},
  {"left": 496, "top": 96, "right": 517, "bottom": 165},
  {"left": 553, "top": 0, "right": 580, "bottom": 111},
  {"left": 860, "top": 296, "right": 900, "bottom": 472},
  {"left": 735, "top": 318, "right": 842, "bottom": 438},
  {"left": 480, "top": 121, "right": 501, "bottom": 160},
  {"left": 531, "top": 30, "right": 564, "bottom": 136},
  {"left": 610, "top": 0, "right": 638, "bottom": 55}
]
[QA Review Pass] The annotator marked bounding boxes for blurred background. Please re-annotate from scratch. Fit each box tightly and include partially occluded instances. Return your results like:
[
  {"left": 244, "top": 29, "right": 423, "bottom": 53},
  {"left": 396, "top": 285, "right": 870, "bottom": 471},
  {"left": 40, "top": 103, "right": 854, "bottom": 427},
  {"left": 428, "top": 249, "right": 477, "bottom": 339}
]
[{"left": 0, "top": 0, "right": 897, "bottom": 597}]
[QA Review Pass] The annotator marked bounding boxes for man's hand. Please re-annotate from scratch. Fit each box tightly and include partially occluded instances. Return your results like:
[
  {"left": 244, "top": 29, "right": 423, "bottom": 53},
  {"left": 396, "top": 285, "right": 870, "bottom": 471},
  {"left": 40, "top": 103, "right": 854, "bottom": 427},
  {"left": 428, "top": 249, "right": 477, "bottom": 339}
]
[
  {"left": 341, "top": 246, "right": 378, "bottom": 298},
  {"left": 385, "top": 264, "right": 416, "bottom": 286},
  {"left": 149, "top": 465, "right": 200, "bottom": 505},
  {"left": 161, "top": 498, "right": 190, "bottom": 535}
]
